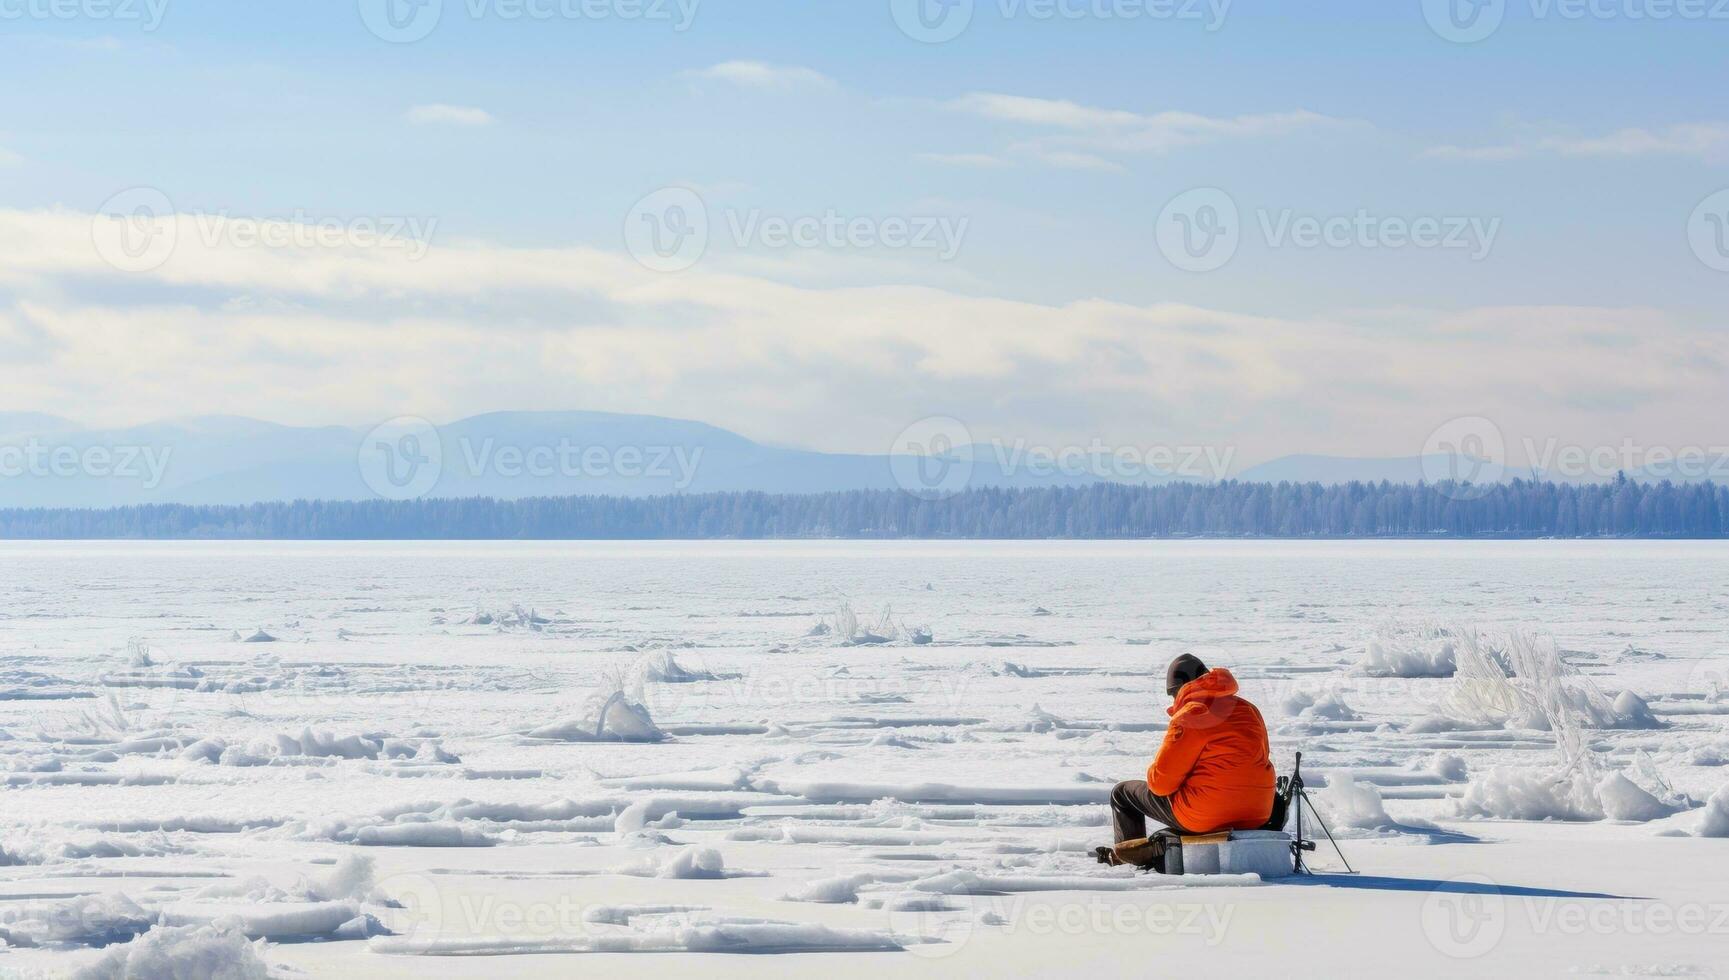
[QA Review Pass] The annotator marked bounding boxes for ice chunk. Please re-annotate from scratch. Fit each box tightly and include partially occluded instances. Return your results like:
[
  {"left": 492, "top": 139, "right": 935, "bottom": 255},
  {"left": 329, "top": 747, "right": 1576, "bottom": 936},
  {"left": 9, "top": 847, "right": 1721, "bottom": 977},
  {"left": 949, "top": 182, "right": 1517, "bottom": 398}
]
[
  {"left": 72, "top": 925, "right": 268, "bottom": 980},
  {"left": 158, "top": 900, "right": 366, "bottom": 940},
  {"left": 1456, "top": 767, "right": 1605, "bottom": 822},
  {"left": 1360, "top": 622, "right": 1457, "bottom": 678},
  {"left": 0, "top": 893, "right": 153, "bottom": 947},
  {"left": 658, "top": 847, "right": 726, "bottom": 879},
  {"left": 783, "top": 872, "right": 876, "bottom": 904},
  {"left": 1612, "top": 690, "right": 1661, "bottom": 729},
  {"left": 1698, "top": 784, "right": 1729, "bottom": 838},
  {"left": 1314, "top": 774, "right": 1397, "bottom": 831},
  {"left": 1595, "top": 771, "right": 1682, "bottom": 822},
  {"left": 1431, "top": 752, "right": 1469, "bottom": 782},
  {"left": 530, "top": 690, "right": 666, "bottom": 743}
]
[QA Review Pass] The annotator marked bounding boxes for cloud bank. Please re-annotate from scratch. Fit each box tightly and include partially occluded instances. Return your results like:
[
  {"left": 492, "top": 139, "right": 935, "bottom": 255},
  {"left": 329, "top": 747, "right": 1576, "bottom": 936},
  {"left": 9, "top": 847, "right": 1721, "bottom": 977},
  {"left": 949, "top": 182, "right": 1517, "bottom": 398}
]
[{"left": 0, "top": 208, "right": 1719, "bottom": 467}]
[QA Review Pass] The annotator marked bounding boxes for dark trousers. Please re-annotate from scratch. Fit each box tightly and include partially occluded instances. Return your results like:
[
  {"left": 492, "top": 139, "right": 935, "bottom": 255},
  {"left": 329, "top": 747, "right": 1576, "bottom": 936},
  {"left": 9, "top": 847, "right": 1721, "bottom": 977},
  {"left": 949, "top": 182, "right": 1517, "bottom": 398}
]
[{"left": 1110, "top": 779, "right": 1196, "bottom": 842}]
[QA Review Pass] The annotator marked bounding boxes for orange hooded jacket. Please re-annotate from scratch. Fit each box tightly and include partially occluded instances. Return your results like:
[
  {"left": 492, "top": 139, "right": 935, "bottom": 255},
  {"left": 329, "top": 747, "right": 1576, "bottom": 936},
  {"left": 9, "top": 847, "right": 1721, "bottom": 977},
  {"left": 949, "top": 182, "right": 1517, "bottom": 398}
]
[{"left": 1148, "top": 667, "right": 1275, "bottom": 833}]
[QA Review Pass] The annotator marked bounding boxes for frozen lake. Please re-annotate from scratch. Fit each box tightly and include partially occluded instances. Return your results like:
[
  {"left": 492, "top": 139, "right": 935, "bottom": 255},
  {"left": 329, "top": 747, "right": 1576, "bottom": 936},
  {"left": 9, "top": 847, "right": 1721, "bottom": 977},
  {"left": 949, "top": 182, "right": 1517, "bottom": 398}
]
[{"left": 2, "top": 541, "right": 1726, "bottom": 976}]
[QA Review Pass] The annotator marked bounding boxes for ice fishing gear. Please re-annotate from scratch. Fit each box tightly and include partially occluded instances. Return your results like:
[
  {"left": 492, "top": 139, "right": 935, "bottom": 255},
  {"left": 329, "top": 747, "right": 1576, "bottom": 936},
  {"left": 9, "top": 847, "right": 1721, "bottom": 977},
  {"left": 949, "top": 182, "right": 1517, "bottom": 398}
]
[{"left": 1282, "top": 751, "right": 1355, "bottom": 875}]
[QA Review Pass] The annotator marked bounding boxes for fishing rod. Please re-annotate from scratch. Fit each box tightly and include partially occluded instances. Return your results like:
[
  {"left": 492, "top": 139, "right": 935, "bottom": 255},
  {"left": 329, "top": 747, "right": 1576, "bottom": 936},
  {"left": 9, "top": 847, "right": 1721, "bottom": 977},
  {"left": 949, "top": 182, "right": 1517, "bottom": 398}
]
[{"left": 1285, "top": 751, "right": 1355, "bottom": 875}]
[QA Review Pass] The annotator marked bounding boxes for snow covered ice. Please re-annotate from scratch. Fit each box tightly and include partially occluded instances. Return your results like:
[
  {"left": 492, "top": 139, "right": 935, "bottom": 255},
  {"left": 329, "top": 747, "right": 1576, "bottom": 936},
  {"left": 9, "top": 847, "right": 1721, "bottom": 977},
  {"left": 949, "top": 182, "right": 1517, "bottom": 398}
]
[{"left": 2, "top": 539, "right": 1728, "bottom": 977}]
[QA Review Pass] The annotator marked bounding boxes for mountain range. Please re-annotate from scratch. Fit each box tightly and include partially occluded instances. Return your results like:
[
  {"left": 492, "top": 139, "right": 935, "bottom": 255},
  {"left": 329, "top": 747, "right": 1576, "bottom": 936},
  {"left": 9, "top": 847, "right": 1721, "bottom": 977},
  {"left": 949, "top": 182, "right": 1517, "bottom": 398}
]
[{"left": 0, "top": 411, "right": 1708, "bottom": 509}]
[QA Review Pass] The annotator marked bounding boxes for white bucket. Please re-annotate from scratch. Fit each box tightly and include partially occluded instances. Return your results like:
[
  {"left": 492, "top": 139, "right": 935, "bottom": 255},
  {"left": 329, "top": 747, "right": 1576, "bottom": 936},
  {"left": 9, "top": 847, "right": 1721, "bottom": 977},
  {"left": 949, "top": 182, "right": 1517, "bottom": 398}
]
[
  {"left": 1179, "top": 839, "right": 1221, "bottom": 874},
  {"left": 1219, "top": 831, "right": 1292, "bottom": 878}
]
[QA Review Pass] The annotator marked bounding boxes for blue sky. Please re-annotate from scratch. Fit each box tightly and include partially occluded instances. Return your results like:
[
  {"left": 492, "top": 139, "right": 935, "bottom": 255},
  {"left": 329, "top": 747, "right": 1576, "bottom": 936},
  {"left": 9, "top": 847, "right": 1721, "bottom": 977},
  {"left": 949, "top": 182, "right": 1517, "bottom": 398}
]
[{"left": 1, "top": 0, "right": 1725, "bottom": 467}]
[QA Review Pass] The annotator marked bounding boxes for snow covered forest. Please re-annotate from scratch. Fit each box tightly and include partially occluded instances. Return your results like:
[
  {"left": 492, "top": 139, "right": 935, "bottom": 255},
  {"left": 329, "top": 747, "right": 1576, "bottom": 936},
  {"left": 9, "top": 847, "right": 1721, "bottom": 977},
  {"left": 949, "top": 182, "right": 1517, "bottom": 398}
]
[{"left": 3, "top": 475, "right": 1726, "bottom": 539}]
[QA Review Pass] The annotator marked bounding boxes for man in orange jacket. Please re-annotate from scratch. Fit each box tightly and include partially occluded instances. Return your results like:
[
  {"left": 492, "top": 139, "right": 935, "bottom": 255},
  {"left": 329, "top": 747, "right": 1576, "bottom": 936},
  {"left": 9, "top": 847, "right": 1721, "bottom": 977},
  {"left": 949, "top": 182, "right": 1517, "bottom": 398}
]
[{"left": 1110, "top": 654, "right": 1275, "bottom": 842}]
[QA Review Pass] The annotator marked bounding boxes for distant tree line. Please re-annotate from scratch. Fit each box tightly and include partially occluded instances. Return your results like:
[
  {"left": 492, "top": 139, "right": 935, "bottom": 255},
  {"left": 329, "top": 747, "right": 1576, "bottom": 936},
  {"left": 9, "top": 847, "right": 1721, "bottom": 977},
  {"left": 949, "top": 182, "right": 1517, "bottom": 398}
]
[{"left": 0, "top": 476, "right": 1724, "bottom": 540}]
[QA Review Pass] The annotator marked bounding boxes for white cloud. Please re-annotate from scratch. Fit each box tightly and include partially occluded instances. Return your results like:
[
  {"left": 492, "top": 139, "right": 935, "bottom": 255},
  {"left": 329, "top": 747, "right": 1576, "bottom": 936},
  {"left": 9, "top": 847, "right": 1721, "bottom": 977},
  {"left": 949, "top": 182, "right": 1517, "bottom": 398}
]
[
  {"left": 1011, "top": 147, "right": 1126, "bottom": 173},
  {"left": 683, "top": 60, "right": 836, "bottom": 90},
  {"left": 1426, "top": 122, "right": 1729, "bottom": 160},
  {"left": 949, "top": 93, "right": 1145, "bottom": 130},
  {"left": 941, "top": 93, "right": 1351, "bottom": 173},
  {"left": 405, "top": 104, "right": 495, "bottom": 126},
  {"left": 948, "top": 93, "right": 1348, "bottom": 148},
  {"left": 0, "top": 208, "right": 1717, "bottom": 465}
]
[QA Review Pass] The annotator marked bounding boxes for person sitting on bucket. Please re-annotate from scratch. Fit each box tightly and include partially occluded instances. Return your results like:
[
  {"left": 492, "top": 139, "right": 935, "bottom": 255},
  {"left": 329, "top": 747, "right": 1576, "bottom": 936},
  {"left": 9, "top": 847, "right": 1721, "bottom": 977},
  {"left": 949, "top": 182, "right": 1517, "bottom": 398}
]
[{"left": 1102, "top": 654, "right": 1275, "bottom": 865}]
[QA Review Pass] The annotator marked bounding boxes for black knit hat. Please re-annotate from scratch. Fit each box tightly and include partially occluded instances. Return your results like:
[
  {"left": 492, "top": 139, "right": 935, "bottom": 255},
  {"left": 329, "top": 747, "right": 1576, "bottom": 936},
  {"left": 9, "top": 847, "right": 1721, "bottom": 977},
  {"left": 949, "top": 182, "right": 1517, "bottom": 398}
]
[{"left": 1166, "top": 654, "right": 1208, "bottom": 697}]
